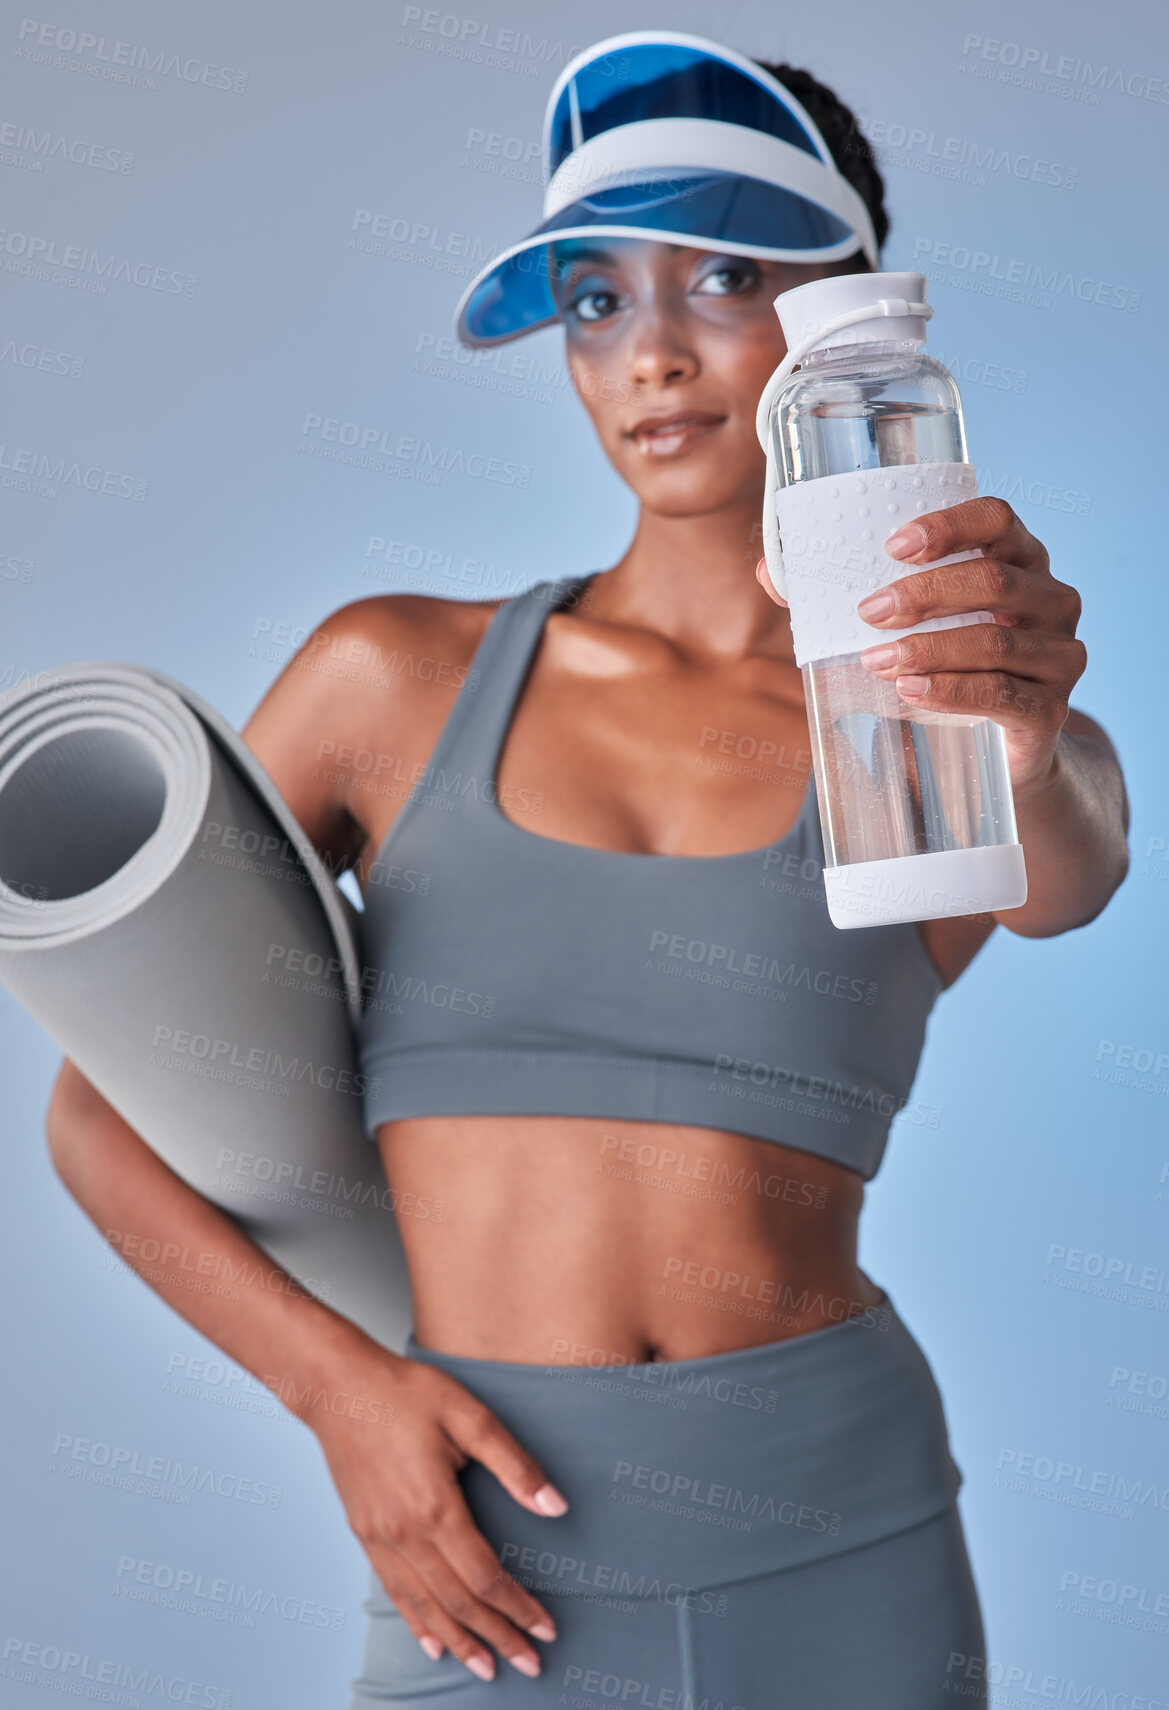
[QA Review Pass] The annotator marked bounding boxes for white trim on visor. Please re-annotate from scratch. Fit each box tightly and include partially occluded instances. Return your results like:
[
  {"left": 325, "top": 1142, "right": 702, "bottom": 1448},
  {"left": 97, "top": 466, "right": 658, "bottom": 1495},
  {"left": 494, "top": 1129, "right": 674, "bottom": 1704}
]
[{"left": 542, "top": 116, "right": 878, "bottom": 267}]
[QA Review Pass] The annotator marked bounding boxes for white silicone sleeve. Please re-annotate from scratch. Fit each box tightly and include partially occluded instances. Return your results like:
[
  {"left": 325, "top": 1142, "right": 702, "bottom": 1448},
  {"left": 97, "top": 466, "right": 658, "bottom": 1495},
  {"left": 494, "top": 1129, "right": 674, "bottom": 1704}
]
[{"left": 773, "top": 461, "right": 993, "bottom": 668}]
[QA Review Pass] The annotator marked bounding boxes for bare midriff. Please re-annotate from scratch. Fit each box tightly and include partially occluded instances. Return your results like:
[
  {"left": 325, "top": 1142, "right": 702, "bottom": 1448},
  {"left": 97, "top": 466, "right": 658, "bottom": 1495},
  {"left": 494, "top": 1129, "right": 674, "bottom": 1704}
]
[
  {"left": 342, "top": 592, "right": 989, "bottom": 1369},
  {"left": 374, "top": 1113, "right": 880, "bottom": 1365}
]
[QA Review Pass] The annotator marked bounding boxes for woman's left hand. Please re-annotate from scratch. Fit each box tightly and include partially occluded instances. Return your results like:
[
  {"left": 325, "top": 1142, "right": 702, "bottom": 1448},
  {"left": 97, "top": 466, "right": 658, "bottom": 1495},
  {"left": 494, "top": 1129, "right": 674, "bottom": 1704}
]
[{"left": 759, "top": 495, "right": 1087, "bottom": 798}]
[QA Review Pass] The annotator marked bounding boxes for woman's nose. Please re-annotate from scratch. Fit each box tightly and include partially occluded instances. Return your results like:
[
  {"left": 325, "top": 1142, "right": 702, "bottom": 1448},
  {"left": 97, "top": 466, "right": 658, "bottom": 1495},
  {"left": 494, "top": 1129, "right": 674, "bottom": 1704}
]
[{"left": 627, "top": 309, "right": 699, "bottom": 390}]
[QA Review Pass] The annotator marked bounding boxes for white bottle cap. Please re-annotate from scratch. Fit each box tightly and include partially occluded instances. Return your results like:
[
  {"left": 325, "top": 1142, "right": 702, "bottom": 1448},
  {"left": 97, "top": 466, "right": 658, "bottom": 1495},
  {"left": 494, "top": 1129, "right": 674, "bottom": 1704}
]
[{"left": 774, "top": 269, "right": 930, "bottom": 357}]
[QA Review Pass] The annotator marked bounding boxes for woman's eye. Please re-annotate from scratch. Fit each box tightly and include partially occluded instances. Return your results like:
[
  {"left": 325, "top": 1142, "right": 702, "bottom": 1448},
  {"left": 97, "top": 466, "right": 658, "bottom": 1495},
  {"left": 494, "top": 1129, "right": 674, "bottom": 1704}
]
[
  {"left": 695, "top": 265, "right": 755, "bottom": 296},
  {"left": 570, "top": 289, "right": 620, "bottom": 322}
]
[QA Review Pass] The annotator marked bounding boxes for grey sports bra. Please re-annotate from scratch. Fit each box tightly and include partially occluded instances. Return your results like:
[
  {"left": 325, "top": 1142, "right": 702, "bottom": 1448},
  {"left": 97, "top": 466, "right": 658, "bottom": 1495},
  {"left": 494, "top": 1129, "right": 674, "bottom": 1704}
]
[{"left": 356, "top": 571, "right": 943, "bottom": 1180}]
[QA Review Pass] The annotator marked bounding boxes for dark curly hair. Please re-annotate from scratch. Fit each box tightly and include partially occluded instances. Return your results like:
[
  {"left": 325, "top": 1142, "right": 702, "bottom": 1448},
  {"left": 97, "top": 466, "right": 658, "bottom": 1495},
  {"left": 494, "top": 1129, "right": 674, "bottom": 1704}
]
[{"left": 752, "top": 60, "right": 888, "bottom": 269}]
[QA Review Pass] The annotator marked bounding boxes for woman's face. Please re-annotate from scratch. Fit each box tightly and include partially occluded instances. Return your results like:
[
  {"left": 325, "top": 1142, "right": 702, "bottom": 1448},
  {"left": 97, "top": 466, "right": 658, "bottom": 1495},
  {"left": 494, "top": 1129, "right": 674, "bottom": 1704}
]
[{"left": 548, "top": 236, "right": 846, "bottom": 517}]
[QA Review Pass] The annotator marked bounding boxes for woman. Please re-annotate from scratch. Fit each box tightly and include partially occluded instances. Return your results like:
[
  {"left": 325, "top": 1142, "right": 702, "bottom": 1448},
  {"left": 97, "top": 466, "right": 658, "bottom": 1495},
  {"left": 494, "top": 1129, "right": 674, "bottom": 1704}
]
[{"left": 47, "top": 31, "right": 1129, "bottom": 1708}]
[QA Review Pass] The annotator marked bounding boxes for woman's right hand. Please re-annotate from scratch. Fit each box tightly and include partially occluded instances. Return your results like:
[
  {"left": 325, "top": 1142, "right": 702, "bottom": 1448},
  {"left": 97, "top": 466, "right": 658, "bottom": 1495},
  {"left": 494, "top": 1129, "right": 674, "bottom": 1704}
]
[
  {"left": 310, "top": 1342, "right": 567, "bottom": 1682},
  {"left": 44, "top": 1065, "right": 561, "bottom": 1678}
]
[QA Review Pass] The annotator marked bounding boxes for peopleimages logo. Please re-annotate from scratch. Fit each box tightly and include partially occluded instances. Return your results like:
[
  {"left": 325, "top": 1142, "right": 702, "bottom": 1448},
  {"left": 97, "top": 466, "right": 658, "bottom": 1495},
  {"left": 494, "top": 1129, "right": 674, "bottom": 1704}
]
[
  {"left": 646, "top": 932, "right": 877, "bottom": 1003},
  {"left": 114, "top": 1553, "right": 347, "bottom": 1630},
  {"left": 0, "top": 443, "right": 147, "bottom": 501},
  {"left": 298, "top": 414, "right": 531, "bottom": 487},
  {"left": 14, "top": 18, "right": 249, "bottom": 93},
  {"left": 862, "top": 116, "right": 1077, "bottom": 192},
  {"left": 150, "top": 1025, "right": 378, "bottom": 1100},
  {"left": 973, "top": 465, "right": 1090, "bottom": 518},
  {"left": 0, "top": 120, "right": 135, "bottom": 173},
  {"left": 960, "top": 33, "right": 1169, "bottom": 105},
  {"left": 612, "top": 1459, "right": 841, "bottom": 1533},
  {"left": 912, "top": 237, "right": 1142, "bottom": 312},
  {"left": 397, "top": 9, "right": 630, "bottom": 79},
  {"left": 0, "top": 1636, "right": 234, "bottom": 1707},
  {"left": 0, "top": 227, "right": 197, "bottom": 294},
  {"left": 931, "top": 349, "right": 1028, "bottom": 394}
]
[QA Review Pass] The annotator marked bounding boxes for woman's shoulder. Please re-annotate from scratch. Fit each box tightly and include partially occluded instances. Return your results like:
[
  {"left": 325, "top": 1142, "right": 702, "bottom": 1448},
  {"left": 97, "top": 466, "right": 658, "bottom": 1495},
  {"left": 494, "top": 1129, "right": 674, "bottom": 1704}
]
[
  {"left": 240, "top": 590, "right": 513, "bottom": 867},
  {"left": 318, "top": 589, "right": 508, "bottom": 677},
  {"left": 276, "top": 588, "right": 511, "bottom": 750}
]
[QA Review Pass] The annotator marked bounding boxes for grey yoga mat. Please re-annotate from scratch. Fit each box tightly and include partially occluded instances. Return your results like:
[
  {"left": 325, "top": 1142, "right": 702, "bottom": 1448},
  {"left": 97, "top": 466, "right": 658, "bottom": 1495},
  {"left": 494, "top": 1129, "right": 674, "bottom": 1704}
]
[{"left": 0, "top": 662, "right": 413, "bottom": 1355}]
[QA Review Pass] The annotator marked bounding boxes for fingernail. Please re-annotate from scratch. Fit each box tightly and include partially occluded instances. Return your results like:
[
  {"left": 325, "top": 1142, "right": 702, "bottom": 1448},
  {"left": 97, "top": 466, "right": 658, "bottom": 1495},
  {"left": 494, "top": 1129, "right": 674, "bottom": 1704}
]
[
  {"left": 756, "top": 558, "right": 788, "bottom": 606},
  {"left": 860, "top": 642, "right": 900, "bottom": 671},
  {"left": 510, "top": 1653, "right": 541, "bottom": 1677},
  {"left": 856, "top": 590, "right": 895, "bottom": 621},
  {"left": 528, "top": 1618, "right": 557, "bottom": 1641},
  {"left": 467, "top": 1654, "right": 495, "bottom": 1681},
  {"left": 896, "top": 675, "right": 930, "bottom": 698},
  {"left": 885, "top": 523, "right": 925, "bottom": 558},
  {"left": 534, "top": 1483, "right": 569, "bottom": 1515},
  {"left": 419, "top": 1637, "right": 443, "bottom": 1661}
]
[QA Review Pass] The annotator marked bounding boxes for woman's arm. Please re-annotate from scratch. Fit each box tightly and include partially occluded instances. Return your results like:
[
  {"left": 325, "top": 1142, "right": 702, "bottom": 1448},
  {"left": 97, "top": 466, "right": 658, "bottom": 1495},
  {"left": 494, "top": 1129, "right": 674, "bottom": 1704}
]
[
  {"left": 45, "top": 1056, "right": 382, "bottom": 1426},
  {"left": 45, "top": 1058, "right": 563, "bottom": 1681},
  {"left": 41, "top": 596, "right": 562, "bottom": 1680},
  {"left": 986, "top": 706, "right": 1129, "bottom": 936}
]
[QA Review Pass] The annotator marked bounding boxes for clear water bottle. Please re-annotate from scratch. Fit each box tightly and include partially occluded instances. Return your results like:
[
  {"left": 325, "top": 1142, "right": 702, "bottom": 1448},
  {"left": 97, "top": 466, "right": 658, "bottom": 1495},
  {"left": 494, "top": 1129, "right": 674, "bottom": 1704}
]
[{"left": 757, "top": 269, "right": 1028, "bottom": 929}]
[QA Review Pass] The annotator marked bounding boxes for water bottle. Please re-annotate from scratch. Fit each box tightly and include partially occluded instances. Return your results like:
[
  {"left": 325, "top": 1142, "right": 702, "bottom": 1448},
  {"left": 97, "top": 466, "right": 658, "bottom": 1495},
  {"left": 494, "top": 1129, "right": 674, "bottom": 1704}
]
[{"left": 755, "top": 269, "right": 1028, "bottom": 930}]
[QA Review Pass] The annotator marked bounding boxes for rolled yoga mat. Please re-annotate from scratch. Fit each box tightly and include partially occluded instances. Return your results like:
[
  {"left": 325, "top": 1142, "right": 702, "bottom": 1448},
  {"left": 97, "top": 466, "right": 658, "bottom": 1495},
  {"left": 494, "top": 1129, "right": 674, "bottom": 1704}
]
[{"left": 0, "top": 662, "right": 413, "bottom": 1355}]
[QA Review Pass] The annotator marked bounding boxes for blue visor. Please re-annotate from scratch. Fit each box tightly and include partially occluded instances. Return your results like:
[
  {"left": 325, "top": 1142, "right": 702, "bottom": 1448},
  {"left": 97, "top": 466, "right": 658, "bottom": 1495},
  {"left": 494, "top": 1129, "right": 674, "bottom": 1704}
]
[
  {"left": 545, "top": 41, "right": 823, "bottom": 174},
  {"left": 453, "top": 31, "right": 878, "bottom": 348}
]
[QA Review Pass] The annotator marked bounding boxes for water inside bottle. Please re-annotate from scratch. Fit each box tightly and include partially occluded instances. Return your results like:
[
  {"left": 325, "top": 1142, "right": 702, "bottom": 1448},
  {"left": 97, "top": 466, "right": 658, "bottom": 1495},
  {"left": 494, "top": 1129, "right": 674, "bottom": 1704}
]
[
  {"left": 804, "top": 656, "right": 1019, "bottom": 869},
  {"left": 774, "top": 349, "right": 1019, "bottom": 873},
  {"left": 786, "top": 395, "right": 961, "bottom": 480}
]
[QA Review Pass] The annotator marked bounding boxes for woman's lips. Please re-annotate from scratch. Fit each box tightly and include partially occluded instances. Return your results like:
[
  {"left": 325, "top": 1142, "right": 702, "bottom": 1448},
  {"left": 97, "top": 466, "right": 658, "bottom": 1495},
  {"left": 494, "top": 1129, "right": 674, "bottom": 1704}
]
[{"left": 627, "top": 415, "right": 726, "bottom": 457}]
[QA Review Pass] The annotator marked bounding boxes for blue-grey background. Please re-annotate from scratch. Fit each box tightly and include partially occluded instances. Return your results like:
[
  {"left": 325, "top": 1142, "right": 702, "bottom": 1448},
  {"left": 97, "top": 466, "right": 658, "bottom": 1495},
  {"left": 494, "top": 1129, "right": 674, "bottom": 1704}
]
[{"left": 2, "top": 0, "right": 1167, "bottom": 1702}]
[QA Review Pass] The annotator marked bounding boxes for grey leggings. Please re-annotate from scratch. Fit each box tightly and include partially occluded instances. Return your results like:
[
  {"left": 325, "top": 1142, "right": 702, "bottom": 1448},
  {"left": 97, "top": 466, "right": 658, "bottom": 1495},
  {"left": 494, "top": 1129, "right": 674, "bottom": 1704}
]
[{"left": 350, "top": 1294, "right": 987, "bottom": 1707}]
